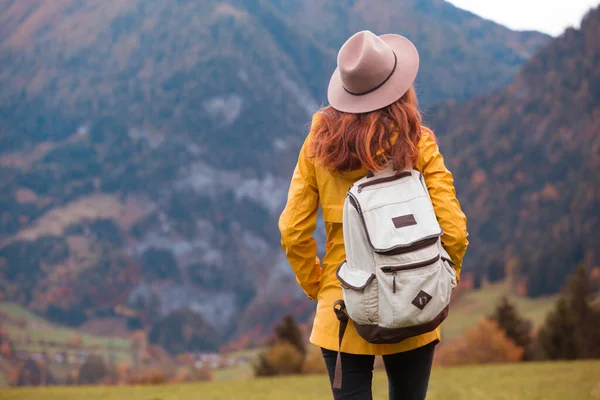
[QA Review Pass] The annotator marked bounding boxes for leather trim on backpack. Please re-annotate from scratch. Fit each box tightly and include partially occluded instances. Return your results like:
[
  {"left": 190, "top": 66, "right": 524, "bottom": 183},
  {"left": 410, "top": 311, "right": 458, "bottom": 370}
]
[
  {"left": 392, "top": 214, "right": 417, "bottom": 228},
  {"left": 357, "top": 170, "right": 412, "bottom": 192},
  {"left": 353, "top": 304, "right": 450, "bottom": 344}
]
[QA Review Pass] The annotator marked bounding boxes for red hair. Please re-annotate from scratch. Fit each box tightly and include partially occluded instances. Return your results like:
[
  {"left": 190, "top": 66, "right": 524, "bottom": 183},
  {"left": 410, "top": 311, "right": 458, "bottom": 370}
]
[{"left": 309, "top": 87, "right": 427, "bottom": 173}]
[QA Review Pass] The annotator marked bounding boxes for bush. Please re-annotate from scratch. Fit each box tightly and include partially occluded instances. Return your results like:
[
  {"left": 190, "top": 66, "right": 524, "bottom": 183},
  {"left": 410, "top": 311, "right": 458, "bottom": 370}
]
[
  {"left": 254, "top": 314, "right": 309, "bottom": 377},
  {"left": 189, "top": 365, "right": 214, "bottom": 382},
  {"left": 170, "top": 367, "right": 192, "bottom": 384},
  {"left": 435, "top": 318, "right": 524, "bottom": 366},
  {"left": 254, "top": 341, "right": 304, "bottom": 377},
  {"left": 170, "top": 365, "right": 213, "bottom": 383},
  {"left": 301, "top": 345, "right": 327, "bottom": 375},
  {"left": 127, "top": 367, "right": 169, "bottom": 385},
  {"left": 78, "top": 355, "right": 109, "bottom": 385},
  {"left": 274, "top": 315, "right": 306, "bottom": 356}
]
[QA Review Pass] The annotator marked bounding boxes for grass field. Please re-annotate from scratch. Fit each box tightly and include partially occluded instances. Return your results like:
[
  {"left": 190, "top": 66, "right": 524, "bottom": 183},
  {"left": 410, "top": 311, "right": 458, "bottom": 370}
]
[
  {"left": 1, "top": 361, "right": 599, "bottom": 400},
  {"left": 0, "top": 303, "right": 131, "bottom": 362}
]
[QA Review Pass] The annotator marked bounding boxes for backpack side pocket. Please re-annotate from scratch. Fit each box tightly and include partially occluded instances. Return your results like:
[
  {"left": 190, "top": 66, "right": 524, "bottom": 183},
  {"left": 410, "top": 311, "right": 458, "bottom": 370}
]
[{"left": 337, "top": 262, "right": 379, "bottom": 325}]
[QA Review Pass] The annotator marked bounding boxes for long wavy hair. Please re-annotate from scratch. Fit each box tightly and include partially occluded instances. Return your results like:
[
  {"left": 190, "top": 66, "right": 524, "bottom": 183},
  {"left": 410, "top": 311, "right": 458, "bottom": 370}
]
[{"left": 308, "top": 87, "right": 427, "bottom": 173}]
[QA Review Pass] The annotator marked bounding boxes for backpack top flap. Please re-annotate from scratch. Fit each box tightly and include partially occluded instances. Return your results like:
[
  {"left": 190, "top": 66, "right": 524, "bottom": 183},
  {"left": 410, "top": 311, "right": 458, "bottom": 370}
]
[{"left": 347, "top": 169, "right": 442, "bottom": 252}]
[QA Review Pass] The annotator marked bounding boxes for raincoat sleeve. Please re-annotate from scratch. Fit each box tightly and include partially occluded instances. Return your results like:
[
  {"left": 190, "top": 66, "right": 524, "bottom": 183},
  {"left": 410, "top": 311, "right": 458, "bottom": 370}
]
[
  {"left": 416, "top": 129, "right": 469, "bottom": 282},
  {"left": 278, "top": 121, "right": 321, "bottom": 300}
]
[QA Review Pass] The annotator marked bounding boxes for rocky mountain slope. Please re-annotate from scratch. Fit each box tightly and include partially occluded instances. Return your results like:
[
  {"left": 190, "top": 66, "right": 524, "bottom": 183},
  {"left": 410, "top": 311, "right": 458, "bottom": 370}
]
[{"left": 0, "top": 0, "right": 550, "bottom": 350}]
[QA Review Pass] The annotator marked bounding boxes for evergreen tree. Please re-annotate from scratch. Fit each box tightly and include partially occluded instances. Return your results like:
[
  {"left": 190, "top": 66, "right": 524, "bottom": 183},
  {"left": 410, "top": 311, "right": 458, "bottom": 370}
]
[
  {"left": 537, "top": 297, "right": 581, "bottom": 360},
  {"left": 537, "top": 264, "right": 600, "bottom": 360},
  {"left": 489, "top": 296, "right": 533, "bottom": 360},
  {"left": 566, "top": 264, "right": 593, "bottom": 327},
  {"left": 585, "top": 308, "right": 600, "bottom": 358},
  {"left": 566, "top": 264, "right": 600, "bottom": 358}
]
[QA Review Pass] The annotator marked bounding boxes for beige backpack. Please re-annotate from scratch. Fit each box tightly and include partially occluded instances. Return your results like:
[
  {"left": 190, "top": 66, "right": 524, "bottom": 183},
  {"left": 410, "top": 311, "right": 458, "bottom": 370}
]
[{"left": 332, "top": 167, "right": 457, "bottom": 389}]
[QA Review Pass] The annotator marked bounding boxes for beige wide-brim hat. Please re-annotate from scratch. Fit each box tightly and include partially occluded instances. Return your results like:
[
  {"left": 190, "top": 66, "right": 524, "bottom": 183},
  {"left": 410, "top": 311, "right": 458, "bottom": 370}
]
[{"left": 328, "top": 30, "right": 419, "bottom": 114}]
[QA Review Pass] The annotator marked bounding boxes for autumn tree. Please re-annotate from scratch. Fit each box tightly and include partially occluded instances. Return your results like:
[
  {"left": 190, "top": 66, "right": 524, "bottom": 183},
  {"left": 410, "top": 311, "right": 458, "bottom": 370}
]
[{"left": 489, "top": 296, "right": 533, "bottom": 360}]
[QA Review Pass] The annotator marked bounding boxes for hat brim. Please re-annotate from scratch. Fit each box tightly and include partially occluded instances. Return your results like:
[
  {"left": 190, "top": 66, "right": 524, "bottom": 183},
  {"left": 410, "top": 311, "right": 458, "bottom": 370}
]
[{"left": 327, "top": 34, "right": 419, "bottom": 114}]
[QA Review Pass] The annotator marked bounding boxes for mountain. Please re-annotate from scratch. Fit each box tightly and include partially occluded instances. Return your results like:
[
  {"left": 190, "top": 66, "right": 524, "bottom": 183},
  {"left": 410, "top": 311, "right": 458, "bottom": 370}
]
[
  {"left": 0, "top": 0, "right": 549, "bottom": 351},
  {"left": 0, "top": 0, "right": 332, "bottom": 167},
  {"left": 270, "top": 0, "right": 549, "bottom": 106},
  {"left": 428, "top": 6, "right": 600, "bottom": 296}
]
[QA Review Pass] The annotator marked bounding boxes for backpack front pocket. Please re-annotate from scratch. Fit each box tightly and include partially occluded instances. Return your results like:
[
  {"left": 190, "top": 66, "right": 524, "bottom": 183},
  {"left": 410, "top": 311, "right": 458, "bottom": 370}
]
[
  {"left": 336, "top": 262, "right": 379, "bottom": 325},
  {"left": 348, "top": 175, "right": 443, "bottom": 254},
  {"left": 376, "top": 257, "right": 453, "bottom": 329}
]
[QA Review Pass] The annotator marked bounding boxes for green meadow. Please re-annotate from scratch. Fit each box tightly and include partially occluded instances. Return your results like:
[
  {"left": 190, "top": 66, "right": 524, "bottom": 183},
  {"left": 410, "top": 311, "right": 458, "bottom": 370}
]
[
  {"left": 2, "top": 360, "right": 599, "bottom": 400},
  {"left": 0, "top": 303, "right": 131, "bottom": 363}
]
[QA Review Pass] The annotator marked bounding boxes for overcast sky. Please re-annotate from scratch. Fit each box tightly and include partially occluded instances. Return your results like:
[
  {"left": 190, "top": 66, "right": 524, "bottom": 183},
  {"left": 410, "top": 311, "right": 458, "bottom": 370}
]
[{"left": 446, "top": 0, "right": 599, "bottom": 36}]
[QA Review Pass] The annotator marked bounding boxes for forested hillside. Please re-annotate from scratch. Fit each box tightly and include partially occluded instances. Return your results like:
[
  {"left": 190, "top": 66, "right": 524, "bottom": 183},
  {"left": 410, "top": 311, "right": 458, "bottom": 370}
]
[{"left": 428, "top": 6, "right": 600, "bottom": 296}]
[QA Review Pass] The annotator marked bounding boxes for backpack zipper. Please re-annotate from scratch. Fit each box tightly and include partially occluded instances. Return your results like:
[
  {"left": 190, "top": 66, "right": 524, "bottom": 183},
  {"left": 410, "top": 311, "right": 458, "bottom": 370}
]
[
  {"left": 357, "top": 171, "right": 412, "bottom": 193},
  {"left": 380, "top": 254, "right": 441, "bottom": 276}
]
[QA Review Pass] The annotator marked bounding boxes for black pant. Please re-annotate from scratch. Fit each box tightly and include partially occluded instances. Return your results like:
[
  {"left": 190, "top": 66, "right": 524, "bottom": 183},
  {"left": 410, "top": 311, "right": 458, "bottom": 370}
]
[{"left": 321, "top": 341, "right": 436, "bottom": 400}]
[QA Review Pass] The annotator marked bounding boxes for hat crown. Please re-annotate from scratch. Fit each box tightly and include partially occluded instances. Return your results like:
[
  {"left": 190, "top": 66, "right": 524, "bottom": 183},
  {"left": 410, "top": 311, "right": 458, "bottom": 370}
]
[
  {"left": 327, "top": 31, "right": 419, "bottom": 113},
  {"left": 337, "top": 31, "right": 397, "bottom": 95}
]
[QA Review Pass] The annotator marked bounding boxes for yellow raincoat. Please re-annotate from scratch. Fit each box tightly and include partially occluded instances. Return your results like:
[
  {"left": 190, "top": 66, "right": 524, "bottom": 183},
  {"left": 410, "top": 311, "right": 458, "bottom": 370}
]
[{"left": 279, "top": 113, "right": 468, "bottom": 355}]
